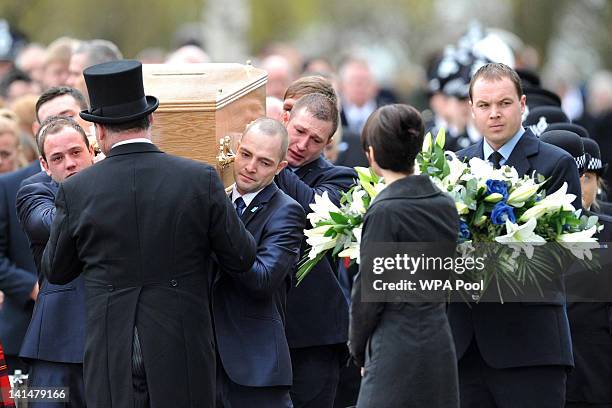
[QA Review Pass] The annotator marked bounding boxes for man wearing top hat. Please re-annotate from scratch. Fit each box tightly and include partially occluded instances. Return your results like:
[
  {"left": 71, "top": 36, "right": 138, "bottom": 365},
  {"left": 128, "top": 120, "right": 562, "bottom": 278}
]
[
  {"left": 449, "top": 62, "right": 581, "bottom": 408},
  {"left": 41, "top": 60, "right": 256, "bottom": 408}
]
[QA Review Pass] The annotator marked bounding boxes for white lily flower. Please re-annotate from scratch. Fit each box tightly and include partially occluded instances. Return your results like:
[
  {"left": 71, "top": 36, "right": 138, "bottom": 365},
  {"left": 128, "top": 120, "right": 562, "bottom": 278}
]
[
  {"left": 484, "top": 193, "right": 504, "bottom": 203},
  {"left": 422, "top": 132, "right": 432, "bottom": 152},
  {"left": 304, "top": 224, "right": 332, "bottom": 239},
  {"left": 456, "top": 202, "right": 469, "bottom": 215},
  {"left": 499, "top": 165, "right": 519, "bottom": 183},
  {"left": 338, "top": 243, "right": 359, "bottom": 260},
  {"left": 537, "top": 182, "right": 576, "bottom": 211},
  {"left": 353, "top": 226, "right": 363, "bottom": 243},
  {"left": 305, "top": 231, "right": 337, "bottom": 259},
  {"left": 495, "top": 218, "right": 546, "bottom": 258},
  {"left": 349, "top": 189, "right": 367, "bottom": 214},
  {"left": 519, "top": 182, "right": 576, "bottom": 222},
  {"left": 468, "top": 157, "right": 495, "bottom": 181},
  {"left": 444, "top": 151, "right": 468, "bottom": 185},
  {"left": 556, "top": 226, "right": 599, "bottom": 260},
  {"left": 519, "top": 205, "right": 549, "bottom": 222},
  {"left": 338, "top": 227, "right": 363, "bottom": 263},
  {"left": 307, "top": 191, "right": 340, "bottom": 225},
  {"left": 506, "top": 180, "right": 541, "bottom": 207}
]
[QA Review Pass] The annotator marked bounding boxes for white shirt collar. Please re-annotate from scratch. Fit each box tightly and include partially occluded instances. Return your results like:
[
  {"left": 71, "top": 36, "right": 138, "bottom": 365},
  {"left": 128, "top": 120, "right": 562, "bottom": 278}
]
[
  {"left": 344, "top": 99, "right": 377, "bottom": 131},
  {"left": 482, "top": 127, "right": 525, "bottom": 165},
  {"left": 111, "top": 138, "right": 153, "bottom": 149},
  {"left": 231, "top": 184, "right": 263, "bottom": 209}
]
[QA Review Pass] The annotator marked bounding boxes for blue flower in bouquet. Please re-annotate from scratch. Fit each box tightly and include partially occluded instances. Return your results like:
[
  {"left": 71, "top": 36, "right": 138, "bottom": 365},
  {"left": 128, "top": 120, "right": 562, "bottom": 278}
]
[
  {"left": 486, "top": 179, "right": 509, "bottom": 199},
  {"left": 459, "top": 221, "right": 471, "bottom": 240},
  {"left": 491, "top": 202, "right": 516, "bottom": 225}
]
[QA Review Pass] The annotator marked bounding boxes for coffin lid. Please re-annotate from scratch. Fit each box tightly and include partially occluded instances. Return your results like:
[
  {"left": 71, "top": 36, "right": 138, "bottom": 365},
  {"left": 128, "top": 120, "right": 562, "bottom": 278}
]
[{"left": 142, "top": 63, "right": 267, "bottom": 112}]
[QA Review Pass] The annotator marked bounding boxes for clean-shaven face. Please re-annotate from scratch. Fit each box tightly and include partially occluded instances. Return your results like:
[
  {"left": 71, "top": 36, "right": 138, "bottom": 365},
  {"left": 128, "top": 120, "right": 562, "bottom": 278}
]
[
  {"left": 285, "top": 108, "right": 333, "bottom": 167},
  {"left": 233, "top": 130, "right": 287, "bottom": 195},
  {"left": 41, "top": 126, "right": 94, "bottom": 182},
  {"left": 470, "top": 76, "right": 526, "bottom": 150}
]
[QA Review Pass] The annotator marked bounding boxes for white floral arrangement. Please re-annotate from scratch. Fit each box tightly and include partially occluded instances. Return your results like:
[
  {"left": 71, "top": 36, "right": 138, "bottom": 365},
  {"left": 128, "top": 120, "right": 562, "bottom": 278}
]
[{"left": 297, "top": 129, "right": 600, "bottom": 300}]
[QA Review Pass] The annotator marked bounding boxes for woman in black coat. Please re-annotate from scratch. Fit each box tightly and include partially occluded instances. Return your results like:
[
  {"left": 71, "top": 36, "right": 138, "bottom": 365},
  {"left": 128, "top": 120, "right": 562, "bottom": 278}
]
[{"left": 348, "top": 104, "right": 460, "bottom": 408}]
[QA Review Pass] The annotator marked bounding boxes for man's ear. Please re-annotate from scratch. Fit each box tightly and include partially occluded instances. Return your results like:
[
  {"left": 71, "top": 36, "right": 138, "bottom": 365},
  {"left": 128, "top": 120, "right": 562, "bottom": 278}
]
[
  {"left": 32, "top": 121, "right": 40, "bottom": 138},
  {"left": 326, "top": 136, "right": 334, "bottom": 147},
  {"left": 281, "top": 110, "right": 290, "bottom": 126},
  {"left": 39, "top": 156, "right": 51, "bottom": 177},
  {"left": 276, "top": 160, "right": 288, "bottom": 175}
]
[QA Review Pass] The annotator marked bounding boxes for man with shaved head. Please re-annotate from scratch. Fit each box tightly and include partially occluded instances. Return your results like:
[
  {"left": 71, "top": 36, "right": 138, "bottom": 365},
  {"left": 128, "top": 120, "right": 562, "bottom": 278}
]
[{"left": 213, "top": 117, "right": 304, "bottom": 407}]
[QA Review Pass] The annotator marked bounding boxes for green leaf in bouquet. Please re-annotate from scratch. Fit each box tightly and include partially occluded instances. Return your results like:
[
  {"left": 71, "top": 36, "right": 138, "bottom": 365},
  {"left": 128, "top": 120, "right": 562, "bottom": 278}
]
[
  {"left": 332, "top": 236, "right": 348, "bottom": 257},
  {"left": 340, "top": 188, "right": 354, "bottom": 205},
  {"left": 433, "top": 151, "right": 447, "bottom": 172},
  {"left": 296, "top": 251, "right": 327, "bottom": 285},
  {"left": 465, "top": 178, "right": 478, "bottom": 195},
  {"left": 329, "top": 211, "right": 348, "bottom": 225},
  {"left": 324, "top": 228, "right": 337, "bottom": 238},
  {"left": 369, "top": 167, "right": 380, "bottom": 184},
  {"left": 427, "top": 166, "right": 440, "bottom": 176},
  {"left": 472, "top": 203, "right": 486, "bottom": 224}
]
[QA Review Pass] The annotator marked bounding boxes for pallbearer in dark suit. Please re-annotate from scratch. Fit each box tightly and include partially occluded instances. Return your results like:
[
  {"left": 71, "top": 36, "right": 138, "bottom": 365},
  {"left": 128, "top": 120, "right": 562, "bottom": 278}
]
[
  {"left": 276, "top": 93, "right": 357, "bottom": 408},
  {"left": 450, "top": 63, "right": 580, "bottom": 408},
  {"left": 213, "top": 118, "right": 305, "bottom": 407},
  {"left": 41, "top": 60, "right": 257, "bottom": 408},
  {"left": 0, "top": 161, "right": 39, "bottom": 374},
  {"left": 17, "top": 116, "right": 95, "bottom": 408}
]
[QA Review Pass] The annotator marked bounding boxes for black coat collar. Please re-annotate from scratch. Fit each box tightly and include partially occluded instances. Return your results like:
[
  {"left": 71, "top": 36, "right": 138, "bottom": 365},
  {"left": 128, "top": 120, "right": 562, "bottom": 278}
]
[
  {"left": 106, "top": 142, "right": 162, "bottom": 158},
  {"left": 295, "top": 155, "right": 332, "bottom": 179},
  {"left": 373, "top": 174, "right": 441, "bottom": 204}
]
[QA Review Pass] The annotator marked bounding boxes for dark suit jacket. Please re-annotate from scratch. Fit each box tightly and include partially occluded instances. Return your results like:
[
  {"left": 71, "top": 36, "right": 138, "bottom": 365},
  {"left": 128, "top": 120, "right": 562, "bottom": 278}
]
[
  {"left": 448, "top": 129, "right": 580, "bottom": 368},
  {"left": 16, "top": 176, "right": 86, "bottom": 364},
  {"left": 566, "top": 211, "right": 612, "bottom": 403},
  {"left": 41, "top": 142, "right": 256, "bottom": 408},
  {"left": 0, "top": 162, "right": 40, "bottom": 355},
  {"left": 275, "top": 156, "right": 356, "bottom": 348},
  {"left": 213, "top": 182, "right": 305, "bottom": 387}
]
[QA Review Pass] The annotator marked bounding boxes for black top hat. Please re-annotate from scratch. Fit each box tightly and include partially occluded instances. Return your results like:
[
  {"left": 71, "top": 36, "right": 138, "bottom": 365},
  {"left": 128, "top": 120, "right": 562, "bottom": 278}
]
[
  {"left": 540, "top": 130, "right": 586, "bottom": 174},
  {"left": 582, "top": 137, "right": 607, "bottom": 176},
  {"left": 544, "top": 122, "right": 590, "bottom": 139},
  {"left": 80, "top": 60, "right": 159, "bottom": 124}
]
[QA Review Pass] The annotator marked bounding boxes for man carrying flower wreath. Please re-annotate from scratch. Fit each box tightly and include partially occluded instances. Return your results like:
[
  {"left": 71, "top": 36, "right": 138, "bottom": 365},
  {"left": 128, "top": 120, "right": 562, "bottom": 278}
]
[{"left": 448, "top": 63, "right": 581, "bottom": 408}]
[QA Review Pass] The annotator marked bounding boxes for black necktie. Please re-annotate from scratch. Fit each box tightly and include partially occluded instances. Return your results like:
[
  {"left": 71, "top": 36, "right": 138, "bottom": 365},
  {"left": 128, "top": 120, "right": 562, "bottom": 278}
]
[
  {"left": 489, "top": 151, "right": 503, "bottom": 169},
  {"left": 234, "top": 197, "right": 246, "bottom": 217}
]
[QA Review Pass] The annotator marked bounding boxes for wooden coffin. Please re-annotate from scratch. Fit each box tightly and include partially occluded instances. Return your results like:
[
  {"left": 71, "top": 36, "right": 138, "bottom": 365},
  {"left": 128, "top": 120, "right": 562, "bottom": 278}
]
[{"left": 142, "top": 63, "right": 267, "bottom": 186}]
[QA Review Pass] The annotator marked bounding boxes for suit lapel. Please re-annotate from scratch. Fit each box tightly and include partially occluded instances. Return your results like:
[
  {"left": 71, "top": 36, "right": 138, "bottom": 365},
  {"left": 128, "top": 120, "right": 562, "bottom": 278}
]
[
  {"left": 506, "top": 130, "right": 539, "bottom": 176},
  {"left": 241, "top": 183, "right": 278, "bottom": 227}
]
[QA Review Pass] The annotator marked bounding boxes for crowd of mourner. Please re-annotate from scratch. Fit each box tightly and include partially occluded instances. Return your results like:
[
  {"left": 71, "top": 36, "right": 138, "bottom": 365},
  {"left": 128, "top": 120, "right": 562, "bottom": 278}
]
[{"left": 0, "top": 19, "right": 612, "bottom": 408}]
